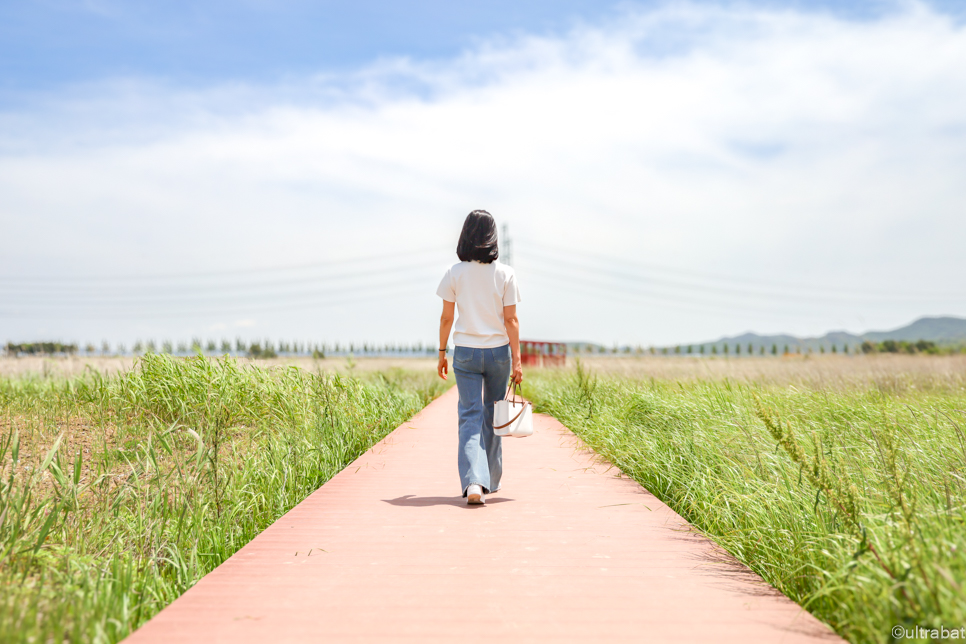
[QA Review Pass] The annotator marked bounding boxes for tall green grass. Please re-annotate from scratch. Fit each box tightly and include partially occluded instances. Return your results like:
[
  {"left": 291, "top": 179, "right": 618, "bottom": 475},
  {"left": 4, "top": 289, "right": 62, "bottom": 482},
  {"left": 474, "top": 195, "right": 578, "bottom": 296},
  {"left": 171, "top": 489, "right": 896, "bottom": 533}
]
[
  {"left": 0, "top": 354, "right": 446, "bottom": 643},
  {"left": 525, "top": 363, "right": 966, "bottom": 644}
]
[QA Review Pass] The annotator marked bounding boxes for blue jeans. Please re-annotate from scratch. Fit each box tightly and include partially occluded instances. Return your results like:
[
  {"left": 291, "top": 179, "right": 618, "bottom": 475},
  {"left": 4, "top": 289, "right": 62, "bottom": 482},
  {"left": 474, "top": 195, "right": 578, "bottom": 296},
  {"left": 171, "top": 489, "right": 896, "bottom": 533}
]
[{"left": 453, "top": 344, "right": 512, "bottom": 496}]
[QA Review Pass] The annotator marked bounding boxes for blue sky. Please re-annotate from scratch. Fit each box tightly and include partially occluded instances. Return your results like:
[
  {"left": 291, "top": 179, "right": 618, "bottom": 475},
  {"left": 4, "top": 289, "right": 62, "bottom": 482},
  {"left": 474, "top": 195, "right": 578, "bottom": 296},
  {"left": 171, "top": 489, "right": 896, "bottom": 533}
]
[
  {"left": 2, "top": 1, "right": 966, "bottom": 348},
  {"left": 2, "top": 0, "right": 962, "bottom": 97}
]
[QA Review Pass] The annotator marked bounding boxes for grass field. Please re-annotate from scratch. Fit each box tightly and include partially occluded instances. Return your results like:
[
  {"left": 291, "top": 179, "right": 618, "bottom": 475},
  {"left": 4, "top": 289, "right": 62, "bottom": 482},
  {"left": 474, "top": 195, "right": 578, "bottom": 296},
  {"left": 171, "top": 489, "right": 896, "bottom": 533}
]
[
  {"left": 0, "top": 354, "right": 448, "bottom": 643},
  {"left": 4, "top": 353, "right": 965, "bottom": 643},
  {"left": 525, "top": 355, "right": 966, "bottom": 644}
]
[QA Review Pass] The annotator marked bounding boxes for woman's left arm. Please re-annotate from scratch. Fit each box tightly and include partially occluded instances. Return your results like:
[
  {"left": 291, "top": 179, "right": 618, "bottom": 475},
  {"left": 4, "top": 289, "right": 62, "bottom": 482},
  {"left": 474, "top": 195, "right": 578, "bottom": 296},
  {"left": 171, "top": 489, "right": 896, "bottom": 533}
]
[
  {"left": 504, "top": 304, "right": 522, "bottom": 384},
  {"left": 437, "top": 300, "right": 456, "bottom": 380}
]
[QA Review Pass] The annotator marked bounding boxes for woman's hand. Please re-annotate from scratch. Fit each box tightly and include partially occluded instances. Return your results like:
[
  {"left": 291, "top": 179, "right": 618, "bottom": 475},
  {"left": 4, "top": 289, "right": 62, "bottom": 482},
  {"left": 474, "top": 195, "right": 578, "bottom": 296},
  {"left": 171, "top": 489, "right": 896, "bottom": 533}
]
[
  {"left": 437, "top": 354, "right": 449, "bottom": 380},
  {"left": 511, "top": 358, "right": 523, "bottom": 384}
]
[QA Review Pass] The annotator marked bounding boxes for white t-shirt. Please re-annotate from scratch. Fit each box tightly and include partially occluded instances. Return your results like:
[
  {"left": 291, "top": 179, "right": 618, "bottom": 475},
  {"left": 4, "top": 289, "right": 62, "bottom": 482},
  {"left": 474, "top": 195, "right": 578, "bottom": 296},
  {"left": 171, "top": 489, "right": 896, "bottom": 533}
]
[{"left": 436, "top": 260, "right": 522, "bottom": 348}]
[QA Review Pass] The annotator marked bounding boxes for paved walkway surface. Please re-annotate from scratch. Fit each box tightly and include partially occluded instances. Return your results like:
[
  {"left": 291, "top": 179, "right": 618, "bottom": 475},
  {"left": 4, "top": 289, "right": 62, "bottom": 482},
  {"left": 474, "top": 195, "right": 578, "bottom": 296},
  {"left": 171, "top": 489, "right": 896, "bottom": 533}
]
[{"left": 125, "top": 386, "right": 842, "bottom": 643}]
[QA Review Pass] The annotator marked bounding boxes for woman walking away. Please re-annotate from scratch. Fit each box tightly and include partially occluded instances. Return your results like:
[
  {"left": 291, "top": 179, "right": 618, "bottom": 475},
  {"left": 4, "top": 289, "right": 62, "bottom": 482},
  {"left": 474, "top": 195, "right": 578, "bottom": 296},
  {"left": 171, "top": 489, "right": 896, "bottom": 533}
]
[{"left": 437, "top": 210, "right": 523, "bottom": 506}]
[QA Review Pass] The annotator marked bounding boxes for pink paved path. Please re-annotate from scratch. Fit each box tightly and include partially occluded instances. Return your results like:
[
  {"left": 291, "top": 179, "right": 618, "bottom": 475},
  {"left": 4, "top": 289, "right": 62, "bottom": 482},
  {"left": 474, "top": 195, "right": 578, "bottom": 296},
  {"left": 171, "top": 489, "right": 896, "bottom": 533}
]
[{"left": 126, "top": 387, "right": 842, "bottom": 643}]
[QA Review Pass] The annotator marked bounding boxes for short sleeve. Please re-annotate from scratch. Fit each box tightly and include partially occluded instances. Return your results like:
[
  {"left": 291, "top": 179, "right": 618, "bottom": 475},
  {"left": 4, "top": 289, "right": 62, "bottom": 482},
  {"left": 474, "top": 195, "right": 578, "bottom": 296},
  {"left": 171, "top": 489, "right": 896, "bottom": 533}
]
[
  {"left": 436, "top": 268, "right": 456, "bottom": 302},
  {"left": 502, "top": 270, "right": 522, "bottom": 305}
]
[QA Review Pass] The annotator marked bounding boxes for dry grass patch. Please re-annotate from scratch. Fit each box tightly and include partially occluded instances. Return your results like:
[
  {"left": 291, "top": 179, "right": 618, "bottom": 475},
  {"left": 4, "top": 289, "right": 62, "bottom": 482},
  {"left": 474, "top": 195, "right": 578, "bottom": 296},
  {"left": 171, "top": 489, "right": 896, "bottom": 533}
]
[{"left": 572, "top": 354, "right": 966, "bottom": 392}]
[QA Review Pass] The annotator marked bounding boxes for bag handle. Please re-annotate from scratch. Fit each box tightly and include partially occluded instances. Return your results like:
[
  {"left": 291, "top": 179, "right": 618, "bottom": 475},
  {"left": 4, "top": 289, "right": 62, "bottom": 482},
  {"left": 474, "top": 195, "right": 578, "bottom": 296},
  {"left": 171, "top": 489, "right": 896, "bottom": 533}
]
[
  {"left": 494, "top": 404, "right": 528, "bottom": 430},
  {"left": 494, "top": 381, "right": 529, "bottom": 430}
]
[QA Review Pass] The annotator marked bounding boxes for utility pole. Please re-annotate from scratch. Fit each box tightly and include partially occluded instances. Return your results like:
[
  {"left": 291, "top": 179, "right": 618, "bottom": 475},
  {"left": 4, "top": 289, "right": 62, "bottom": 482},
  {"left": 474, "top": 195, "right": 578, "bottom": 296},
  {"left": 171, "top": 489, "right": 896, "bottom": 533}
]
[{"left": 502, "top": 223, "right": 512, "bottom": 267}]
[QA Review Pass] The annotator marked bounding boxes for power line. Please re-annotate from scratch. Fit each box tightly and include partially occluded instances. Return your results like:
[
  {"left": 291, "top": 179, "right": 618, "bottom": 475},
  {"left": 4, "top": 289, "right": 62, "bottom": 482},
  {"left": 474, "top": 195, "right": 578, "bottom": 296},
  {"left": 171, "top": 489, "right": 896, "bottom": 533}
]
[
  {"left": 0, "top": 243, "right": 451, "bottom": 319},
  {"left": 0, "top": 245, "right": 452, "bottom": 285},
  {"left": 0, "top": 261, "right": 442, "bottom": 301},
  {"left": 0, "top": 271, "right": 434, "bottom": 312},
  {"left": 0, "top": 281, "right": 428, "bottom": 320},
  {"left": 521, "top": 251, "right": 953, "bottom": 306},
  {"left": 521, "top": 239, "right": 961, "bottom": 300},
  {"left": 521, "top": 265, "right": 834, "bottom": 321}
]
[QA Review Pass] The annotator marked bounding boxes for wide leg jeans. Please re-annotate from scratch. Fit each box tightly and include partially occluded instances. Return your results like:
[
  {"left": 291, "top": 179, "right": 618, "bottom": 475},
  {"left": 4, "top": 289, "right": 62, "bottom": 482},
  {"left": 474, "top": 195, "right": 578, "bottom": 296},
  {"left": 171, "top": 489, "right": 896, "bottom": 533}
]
[{"left": 453, "top": 344, "right": 512, "bottom": 496}]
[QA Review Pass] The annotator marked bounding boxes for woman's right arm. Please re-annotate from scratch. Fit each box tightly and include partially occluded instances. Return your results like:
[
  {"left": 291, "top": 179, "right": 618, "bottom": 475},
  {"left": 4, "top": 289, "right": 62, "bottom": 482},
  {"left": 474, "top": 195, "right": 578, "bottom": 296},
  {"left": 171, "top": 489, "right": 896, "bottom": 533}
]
[
  {"left": 437, "top": 300, "right": 456, "bottom": 380},
  {"left": 504, "top": 304, "right": 522, "bottom": 383}
]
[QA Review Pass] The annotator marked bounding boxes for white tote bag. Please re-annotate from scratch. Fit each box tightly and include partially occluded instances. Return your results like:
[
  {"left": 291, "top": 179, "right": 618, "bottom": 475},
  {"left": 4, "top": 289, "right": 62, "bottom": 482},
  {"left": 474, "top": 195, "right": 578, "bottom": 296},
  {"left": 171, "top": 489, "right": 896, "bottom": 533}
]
[{"left": 493, "top": 382, "right": 533, "bottom": 438}]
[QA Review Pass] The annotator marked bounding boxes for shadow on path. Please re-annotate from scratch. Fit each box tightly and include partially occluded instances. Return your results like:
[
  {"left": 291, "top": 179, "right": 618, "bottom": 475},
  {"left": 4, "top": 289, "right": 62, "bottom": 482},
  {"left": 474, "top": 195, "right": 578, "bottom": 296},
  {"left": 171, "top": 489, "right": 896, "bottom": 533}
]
[{"left": 382, "top": 495, "right": 515, "bottom": 507}]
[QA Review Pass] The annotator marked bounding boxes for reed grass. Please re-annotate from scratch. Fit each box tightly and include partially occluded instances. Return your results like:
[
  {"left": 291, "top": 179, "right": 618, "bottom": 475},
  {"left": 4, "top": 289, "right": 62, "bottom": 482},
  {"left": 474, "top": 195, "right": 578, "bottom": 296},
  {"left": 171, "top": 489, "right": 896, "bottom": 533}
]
[
  {"left": 0, "top": 354, "right": 447, "bottom": 643},
  {"left": 525, "top": 361, "right": 966, "bottom": 644}
]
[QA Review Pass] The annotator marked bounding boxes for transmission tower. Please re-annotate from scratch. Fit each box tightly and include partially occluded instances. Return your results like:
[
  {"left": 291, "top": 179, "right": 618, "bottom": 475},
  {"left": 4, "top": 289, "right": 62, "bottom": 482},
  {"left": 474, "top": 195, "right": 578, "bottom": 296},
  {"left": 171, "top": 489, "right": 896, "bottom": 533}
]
[{"left": 502, "top": 223, "right": 512, "bottom": 267}]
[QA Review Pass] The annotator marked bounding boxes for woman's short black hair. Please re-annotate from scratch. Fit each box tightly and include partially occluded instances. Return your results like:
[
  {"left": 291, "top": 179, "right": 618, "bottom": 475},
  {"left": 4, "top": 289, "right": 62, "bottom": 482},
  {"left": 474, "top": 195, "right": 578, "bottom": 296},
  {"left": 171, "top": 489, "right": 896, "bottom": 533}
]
[{"left": 456, "top": 210, "right": 499, "bottom": 263}]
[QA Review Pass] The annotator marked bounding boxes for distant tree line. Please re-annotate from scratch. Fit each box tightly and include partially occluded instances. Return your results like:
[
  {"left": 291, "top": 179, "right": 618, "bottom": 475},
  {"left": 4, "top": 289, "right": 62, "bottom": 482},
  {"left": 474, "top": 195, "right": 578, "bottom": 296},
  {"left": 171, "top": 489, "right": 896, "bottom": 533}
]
[
  {"left": 860, "top": 339, "right": 941, "bottom": 354},
  {"left": 571, "top": 343, "right": 858, "bottom": 356},
  {"left": 6, "top": 338, "right": 961, "bottom": 359},
  {"left": 4, "top": 339, "right": 441, "bottom": 359},
  {"left": 570, "top": 340, "right": 965, "bottom": 356},
  {"left": 4, "top": 342, "right": 78, "bottom": 356}
]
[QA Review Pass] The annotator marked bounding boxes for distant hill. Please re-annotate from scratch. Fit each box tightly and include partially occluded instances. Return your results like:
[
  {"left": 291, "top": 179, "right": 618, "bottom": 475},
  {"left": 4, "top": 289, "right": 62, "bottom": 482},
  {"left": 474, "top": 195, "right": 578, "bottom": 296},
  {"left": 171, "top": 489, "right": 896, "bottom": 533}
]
[
  {"left": 693, "top": 316, "right": 966, "bottom": 353},
  {"left": 862, "top": 317, "right": 966, "bottom": 343},
  {"left": 556, "top": 317, "right": 966, "bottom": 355}
]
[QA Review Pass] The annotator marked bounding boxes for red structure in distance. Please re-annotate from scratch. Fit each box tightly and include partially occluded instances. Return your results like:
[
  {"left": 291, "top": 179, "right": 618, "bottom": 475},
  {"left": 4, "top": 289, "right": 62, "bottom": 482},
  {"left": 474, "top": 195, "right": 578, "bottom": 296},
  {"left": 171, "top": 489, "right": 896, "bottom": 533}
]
[{"left": 521, "top": 340, "right": 567, "bottom": 367}]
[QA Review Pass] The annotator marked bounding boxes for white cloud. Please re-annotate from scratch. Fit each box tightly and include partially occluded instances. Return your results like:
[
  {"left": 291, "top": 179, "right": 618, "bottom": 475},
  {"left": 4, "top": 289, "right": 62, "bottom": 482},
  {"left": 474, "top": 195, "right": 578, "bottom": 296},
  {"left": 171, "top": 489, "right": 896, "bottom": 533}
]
[{"left": 2, "top": 2, "right": 965, "bottom": 345}]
